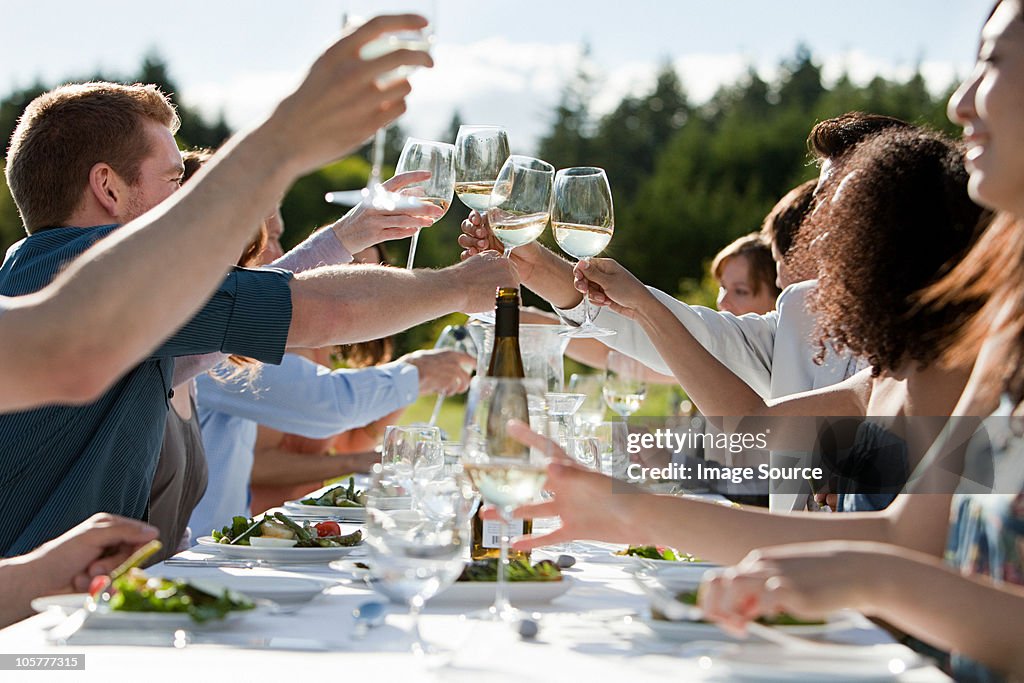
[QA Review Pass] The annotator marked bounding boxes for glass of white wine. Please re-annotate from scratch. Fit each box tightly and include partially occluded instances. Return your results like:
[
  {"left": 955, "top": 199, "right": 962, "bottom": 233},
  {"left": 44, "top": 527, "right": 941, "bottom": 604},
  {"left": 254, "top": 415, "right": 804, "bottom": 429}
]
[
  {"left": 602, "top": 350, "right": 647, "bottom": 418},
  {"left": 487, "top": 155, "right": 554, "bottom": 259},
  {"left": 461, "top": 376, "right": 549, "bottom": 621},
  {"left": 454, "top": 125, "right": 510, "bottom": 213},
  {"left": 552, "top": 167, "right": 616, "bottom": 338},
  {"left": 325, "top": 6, "right": 434, "bottom": 211},
  {"left": 395, "top": 138, "right": 455, "bottom": 268}
]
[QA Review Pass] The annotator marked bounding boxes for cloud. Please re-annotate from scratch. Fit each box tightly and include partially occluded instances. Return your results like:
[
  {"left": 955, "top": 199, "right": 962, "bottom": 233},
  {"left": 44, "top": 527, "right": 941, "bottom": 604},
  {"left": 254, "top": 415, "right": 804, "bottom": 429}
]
[{"left": 182, "top": 41, "right": 965, "bottom": 156}]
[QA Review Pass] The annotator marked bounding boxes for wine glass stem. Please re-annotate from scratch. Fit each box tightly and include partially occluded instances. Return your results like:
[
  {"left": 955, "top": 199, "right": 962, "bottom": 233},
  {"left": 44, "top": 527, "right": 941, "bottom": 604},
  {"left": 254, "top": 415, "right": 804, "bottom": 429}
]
[
  {"left": 409, "top": 596, "right": 426, "bottom": 656},
  {"left": 406, "top": 228, "right": 422, "bottom": 269},
  {"left": 369, "top": 127, "right": 387, "bottom": 188},
  {"left": 581, "top": 257, "right": 595, "bottom": 327},
  {"left": 503, "top": 246, "right": 514, "bottom": 259},
  {"left": 494, "top": 512, "right": 512, "bottom": 617}
]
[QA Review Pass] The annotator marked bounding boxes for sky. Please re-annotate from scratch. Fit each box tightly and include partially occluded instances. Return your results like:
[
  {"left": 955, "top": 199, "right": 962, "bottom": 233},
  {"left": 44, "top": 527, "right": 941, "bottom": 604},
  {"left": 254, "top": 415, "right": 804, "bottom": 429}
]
[{"left": 0, "top": 0, "right": 994, "bottom": 153}]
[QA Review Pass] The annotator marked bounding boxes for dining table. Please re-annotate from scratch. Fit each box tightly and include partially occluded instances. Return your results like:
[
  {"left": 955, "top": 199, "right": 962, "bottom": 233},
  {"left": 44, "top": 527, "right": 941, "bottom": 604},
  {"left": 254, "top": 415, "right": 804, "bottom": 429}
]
[{"left": 0, "top": 509, "right": 952, "bottom": 683}]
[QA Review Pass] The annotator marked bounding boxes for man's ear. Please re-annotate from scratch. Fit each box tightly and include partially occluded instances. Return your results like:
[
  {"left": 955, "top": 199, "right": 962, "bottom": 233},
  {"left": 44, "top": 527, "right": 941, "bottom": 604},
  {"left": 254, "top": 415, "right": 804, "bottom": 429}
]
[{"left": 87, "top": 163, "right": 125, "bottom": 217}]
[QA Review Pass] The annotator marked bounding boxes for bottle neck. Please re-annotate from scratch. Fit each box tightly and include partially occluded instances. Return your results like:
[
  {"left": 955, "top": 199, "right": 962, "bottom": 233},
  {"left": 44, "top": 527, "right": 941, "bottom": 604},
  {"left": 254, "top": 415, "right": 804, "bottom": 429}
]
[{"left": 494, "top": 302, "right": 519, "bottom": 338}]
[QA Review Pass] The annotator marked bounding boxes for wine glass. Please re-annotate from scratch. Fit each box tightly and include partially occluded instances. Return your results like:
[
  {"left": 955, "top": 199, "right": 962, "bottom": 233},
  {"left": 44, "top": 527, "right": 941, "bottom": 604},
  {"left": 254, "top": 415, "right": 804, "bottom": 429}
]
[
  {"left": 454, "top": 125, "right": 510, "bottom": 213},
  {"left": 564, "top": 436, "right": 601, "bottom": 470},
  {"left": 552, "top": 167, "right": 616, "bottom": 338},
  {"left": 395, "top": 138, "right": 455, "bottom": 268},
  {"left": 543, "top": 392, "right": 587, "bottom": 445},
  {"left": 568, "top": 373, "right": 606, "bottom": 435},
  {"left": 602, "top": 350, "right": 647, "bottom": 418},
  {"left": 382, "top": 425, "right": 443, "bottom": 484},
  {"left": 461, "top": 376, "right": 549, "bottom": 621},
  {"left": 487, "top": 155, "right": 554, "bottom": 259},
  {"left": 324, "top": 6, "right": 435, "bottom": 211},
  {"left": 364, "top": 467, "right": 470, "bottom": 655}
]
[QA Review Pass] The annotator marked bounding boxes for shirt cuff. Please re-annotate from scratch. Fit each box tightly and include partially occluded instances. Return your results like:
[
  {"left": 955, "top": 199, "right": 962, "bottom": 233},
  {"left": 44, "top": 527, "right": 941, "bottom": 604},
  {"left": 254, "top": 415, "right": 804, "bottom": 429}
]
[
  {"left": 553, "top": 299, "right": 588, "bottom": 326},
  {"left": 378, "top": 360, "right": 420, "bottom": 405},
  {"left": 223, "top": 267, "right": 292, "bottom": 365},
  {"left": 269, "top": 227, "right": 352, "bottom": 273}
]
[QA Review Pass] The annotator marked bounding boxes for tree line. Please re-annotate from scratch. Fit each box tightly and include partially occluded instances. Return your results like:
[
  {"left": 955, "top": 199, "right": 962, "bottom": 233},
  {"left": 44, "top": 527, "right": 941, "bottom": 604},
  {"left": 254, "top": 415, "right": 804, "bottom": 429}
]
[{"left": 0, "top": 46, "right": 958, "bottom": 352}]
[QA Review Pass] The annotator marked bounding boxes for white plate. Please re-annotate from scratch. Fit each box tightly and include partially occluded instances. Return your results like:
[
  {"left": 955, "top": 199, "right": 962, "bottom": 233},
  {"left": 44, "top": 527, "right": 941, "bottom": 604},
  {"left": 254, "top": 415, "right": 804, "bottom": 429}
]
[
  {"left": 196, "top": 536, "right": 363, "bottom": 563},
  {"left": 632, "top": 563, "right": 720, "bottom": 589},
  {"left": 187, "top": 576, "right": 329, "bottom": 604},
  {"left": 428, "top": 576, "right": 574, "bottom": 606},
  {"left": 641, "top": 611, "right": 859, "bottom": 641},
  {"left": 712, "top": 643, "right": 924, "bottom": 681},
  {"left": 283, "top": 500, "right": 366, "bottom": 522},
  {"left": 30, "top": 593, "right": 262, "bottom": 630}
]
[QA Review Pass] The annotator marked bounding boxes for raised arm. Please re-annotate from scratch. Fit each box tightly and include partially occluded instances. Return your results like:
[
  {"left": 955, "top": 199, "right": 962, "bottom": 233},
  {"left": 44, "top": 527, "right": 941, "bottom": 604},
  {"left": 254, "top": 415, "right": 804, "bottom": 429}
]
[
  {"left": 0, "top": 14, "right": 432, "bottom": 410},
  {"left": 286, "top": 252, "right": 517, "bottom": 348}
]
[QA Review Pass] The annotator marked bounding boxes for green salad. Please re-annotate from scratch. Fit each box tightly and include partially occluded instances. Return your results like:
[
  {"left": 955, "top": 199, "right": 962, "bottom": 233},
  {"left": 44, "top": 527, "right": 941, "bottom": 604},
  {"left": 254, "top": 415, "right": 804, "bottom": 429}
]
[
  {"left": 615, "top": 545, "right": 704, "bottom": 562},
  {"left": 212, "top": 511, "right": 362, "bottom": 547},
  {"left": 655, "top": 590, "right": 826, "bottom": 627},
  {"left": 457, "top": 559, "right": 563, "bottom": 583},
  {"left": 105, "top": 569, "right": 254, "bottom": 623},
  {"left": 300, "top": 477, "right": 365, "bottom": 508}
]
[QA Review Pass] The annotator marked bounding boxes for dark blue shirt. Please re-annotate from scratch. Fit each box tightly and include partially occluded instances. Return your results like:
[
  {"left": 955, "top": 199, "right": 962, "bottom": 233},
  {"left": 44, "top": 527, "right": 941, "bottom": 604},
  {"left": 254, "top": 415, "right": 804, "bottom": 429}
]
[{"left": 0, "top": 225, "right": 293, "bottom": 556}]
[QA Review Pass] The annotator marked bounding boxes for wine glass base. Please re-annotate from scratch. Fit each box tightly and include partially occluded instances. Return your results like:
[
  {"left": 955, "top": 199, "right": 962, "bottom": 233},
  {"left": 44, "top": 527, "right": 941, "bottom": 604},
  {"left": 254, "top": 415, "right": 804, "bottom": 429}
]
[
  {"left": 468, "top": 311, "right": 496, "bottom": 325},
  {"left": 324, "top": 185, "right": 426, "bottom": 211},
  {"left": 468, "top": 603, "right": 520, "bottom": 622},
  {"left": 560, "top": 325, "right": 616, "bottom": 339}
]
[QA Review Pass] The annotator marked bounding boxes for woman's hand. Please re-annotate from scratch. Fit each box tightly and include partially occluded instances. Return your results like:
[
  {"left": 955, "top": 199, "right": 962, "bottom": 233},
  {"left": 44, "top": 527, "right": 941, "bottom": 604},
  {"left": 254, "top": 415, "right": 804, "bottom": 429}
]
[
  {"left": 480, "top": 420, "right": 645, "bottom": 550},
  {"left": 573, "top": 258, "right": 656, "bottom": 320},
  {"left": 457, "top": 211, "right": 540, "bottom": 282},
  {"left": 332, "top": 171, "right": 443, "bottom": 254},
  {"left": 698, "top": 541, "right": 887, "bottom": 635}
]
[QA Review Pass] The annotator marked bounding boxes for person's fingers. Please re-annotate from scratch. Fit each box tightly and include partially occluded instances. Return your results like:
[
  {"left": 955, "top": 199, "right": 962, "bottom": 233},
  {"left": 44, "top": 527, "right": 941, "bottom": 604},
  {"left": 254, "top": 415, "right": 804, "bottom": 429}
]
[
  {"left": 468, "top": 211, "right": 482, "bottom": 226},
  {"left": 457, "top": 233, "right": 479, "bottom": 250},
  {"left": 80, "top": 516, "right": 159, "bottom": 549},
  {"left": 358, "top": 49, "right": 433, "bottom": 84},
  {"left": 339, "top": 14, "right": 430, "bottom": 56},
  {"left": 511, "top": 529, "right": 572, "bottom": 552},
  {"left": 382, "top": 170, "right": 431, "bottom": 191}
]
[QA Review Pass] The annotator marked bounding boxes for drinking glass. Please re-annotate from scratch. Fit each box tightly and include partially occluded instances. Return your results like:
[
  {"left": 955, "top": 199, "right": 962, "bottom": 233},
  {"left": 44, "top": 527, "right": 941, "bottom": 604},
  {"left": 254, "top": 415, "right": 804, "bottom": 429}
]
[
  {"left": 564, "top": 436, "right": 601, "bottom": 470},
  {"left": 455, "top": 125, "right": 512, "bottom": 325},
  {"left": 454, "top": 125, "right": 510, "bottom": 213},
  {"left": 382, "top": 425, "right": 443, "bottom": 484},
  {"left": 461, "top": 376, "right": 549, "bottom": 620},
  {"left": 568, "top": 373, "right": 606, "bottom": 435},
  {"left": 602, "top": 350, "right": 647, "bottom": 418},
  {"left": 325, "top": 6, "right": 434, "bottom": 211},
  {"left": 552, "top": 167, "right": 616, "bottom": 338},
  {"left": 544, "top": 392, "right": 587, "bottom": 445},
  {"left": 395, "top": 138, "right": 456, "bottom": 268},
  {"left": 364, "top": 467, "right": 470, "bottom": 655},
  {"left": 486, "top": 155, "right": 554, "bottom": 259}
]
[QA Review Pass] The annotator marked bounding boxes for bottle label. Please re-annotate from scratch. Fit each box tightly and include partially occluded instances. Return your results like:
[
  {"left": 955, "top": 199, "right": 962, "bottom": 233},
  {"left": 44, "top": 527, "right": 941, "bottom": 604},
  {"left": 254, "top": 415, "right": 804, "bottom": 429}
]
[{"left": 482, "top": 519, "right": 524, "bottom": 548}]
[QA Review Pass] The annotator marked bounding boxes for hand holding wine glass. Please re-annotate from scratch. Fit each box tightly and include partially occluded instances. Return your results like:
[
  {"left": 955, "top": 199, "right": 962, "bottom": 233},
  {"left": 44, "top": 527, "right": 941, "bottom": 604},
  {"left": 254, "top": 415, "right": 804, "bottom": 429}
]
[
  {"left": 572, "top": 256, "right": 659, "bottom": 320},
  {"left": 552, "top": 167, "right": 616, "bottom": 337},
  {"left": 394, "top": 138, "right": 456, "bottom": 268}
]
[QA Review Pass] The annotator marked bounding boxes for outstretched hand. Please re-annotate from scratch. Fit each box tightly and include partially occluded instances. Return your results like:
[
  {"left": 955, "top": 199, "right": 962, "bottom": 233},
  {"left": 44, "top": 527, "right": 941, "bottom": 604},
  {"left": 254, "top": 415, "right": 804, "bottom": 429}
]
[
  {"left": 332, "top": 171, "right": 444, "bottom": 255},
  {"left": 478, "top": 420, "right": 643, "bottom": 551},
  {"left": 458, "top": 211, "right": 540, "bottom": 282}
]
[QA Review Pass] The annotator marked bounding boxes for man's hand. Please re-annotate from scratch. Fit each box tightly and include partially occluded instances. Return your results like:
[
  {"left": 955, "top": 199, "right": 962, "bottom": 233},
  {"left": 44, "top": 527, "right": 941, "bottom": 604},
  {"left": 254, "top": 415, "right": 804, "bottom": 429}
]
[
  {"left": 271, "top": 14, "right": 434, "bottom": 175},
  {"left": 332, "top": 171, "right": 443, "bottom": 254},
  {"left": 22, "top": 513, "right": 159, "bottom": 595},
  {"left": 446, "top": 251, "right": 521, "bottom": 313},
  {"left": 458, "top": 211, "right": 541, "bottom": 283},
  {"left": 398, "top": 349, "right": 476, "bottom": 396},
  {"left": 573, "top": 258, "right": 657, "bottom": 320}
]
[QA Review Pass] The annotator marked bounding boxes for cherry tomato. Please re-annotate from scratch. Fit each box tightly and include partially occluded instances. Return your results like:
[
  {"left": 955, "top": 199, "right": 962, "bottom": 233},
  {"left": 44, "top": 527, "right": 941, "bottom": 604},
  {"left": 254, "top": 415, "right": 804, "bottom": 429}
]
[
  {"left": 314, "top": 521, "right": 341, "bottom": 538},
  {"left": 88, "top": 575, "right": 110, "bottom": 598}
]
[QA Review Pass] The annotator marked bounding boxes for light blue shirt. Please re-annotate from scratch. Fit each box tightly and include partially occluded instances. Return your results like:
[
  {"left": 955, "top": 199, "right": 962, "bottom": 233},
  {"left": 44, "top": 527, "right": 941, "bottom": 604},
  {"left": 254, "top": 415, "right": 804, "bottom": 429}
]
[{"left": 189, "top": 353, "right": 418, "bottom": 537}]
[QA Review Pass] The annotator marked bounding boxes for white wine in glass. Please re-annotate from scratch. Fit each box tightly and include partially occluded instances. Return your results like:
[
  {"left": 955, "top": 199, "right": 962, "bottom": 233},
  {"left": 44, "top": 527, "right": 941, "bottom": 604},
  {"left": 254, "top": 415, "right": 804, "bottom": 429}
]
[
  {"left": 454, "top": 126, "right": 510, "bottom": 212},
  {"left": 487, "top": 155, "right": 554, "bottom": 259},
  {"left": 552, "top": 167, "right": 616, "bottom": 338},
  {"left": 395, "top": 137, "right": 455, "bottom": 268},
  {"left": 602, "top": 350, "right": 646, "bottom": 418}
]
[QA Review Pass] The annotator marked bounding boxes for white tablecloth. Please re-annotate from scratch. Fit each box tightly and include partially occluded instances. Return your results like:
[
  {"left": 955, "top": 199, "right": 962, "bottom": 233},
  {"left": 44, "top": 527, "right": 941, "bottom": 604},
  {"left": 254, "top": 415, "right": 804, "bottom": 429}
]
[{"left": 0, "top": 532, "right": 951, "bottom": 683}]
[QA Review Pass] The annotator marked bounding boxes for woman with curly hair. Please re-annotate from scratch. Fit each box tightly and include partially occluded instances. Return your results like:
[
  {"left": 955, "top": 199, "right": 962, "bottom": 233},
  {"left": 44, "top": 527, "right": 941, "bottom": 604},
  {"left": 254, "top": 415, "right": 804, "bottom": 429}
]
[{"left": 574, "top": 125, "right": 986, "bottom": 510}]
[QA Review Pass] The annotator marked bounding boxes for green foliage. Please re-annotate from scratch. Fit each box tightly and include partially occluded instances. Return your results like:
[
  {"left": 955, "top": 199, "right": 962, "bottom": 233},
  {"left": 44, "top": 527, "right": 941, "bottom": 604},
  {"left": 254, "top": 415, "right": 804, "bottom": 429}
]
[{"left": 0, "top": 45, "right": 959, "bottom": 362}]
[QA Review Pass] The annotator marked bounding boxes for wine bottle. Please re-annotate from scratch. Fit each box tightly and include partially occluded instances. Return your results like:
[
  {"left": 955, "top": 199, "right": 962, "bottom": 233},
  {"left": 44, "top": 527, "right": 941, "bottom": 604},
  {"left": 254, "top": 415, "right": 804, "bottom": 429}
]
[{"left": 471, "top": 287, "right": 534, "bottom": 561}]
